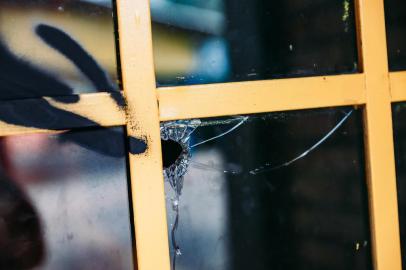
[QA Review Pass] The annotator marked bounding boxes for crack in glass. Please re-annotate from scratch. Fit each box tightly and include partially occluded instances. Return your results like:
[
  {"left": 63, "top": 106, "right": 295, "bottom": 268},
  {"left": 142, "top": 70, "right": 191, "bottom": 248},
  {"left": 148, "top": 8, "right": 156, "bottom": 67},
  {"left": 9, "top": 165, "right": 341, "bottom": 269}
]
[{"left": 160, "top": 109, "right": 354, "bottom": 270}]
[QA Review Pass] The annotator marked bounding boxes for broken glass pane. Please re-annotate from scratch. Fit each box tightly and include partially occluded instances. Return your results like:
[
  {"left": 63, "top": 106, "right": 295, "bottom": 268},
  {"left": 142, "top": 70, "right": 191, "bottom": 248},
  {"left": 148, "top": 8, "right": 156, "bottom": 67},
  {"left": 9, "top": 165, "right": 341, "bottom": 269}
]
[
  {"left": 392, "top": 103, "right": 406, "bottom": 269},
  {"left": 384, "top": 0, "right": 406, "bottom": 71},
  {"left": 0, "top": 127, "right": 133, "bottom": 269},
  {"left": 151, "top": 0, "right": 359, "bottom": 86},
  {"left": 161, "top": 107, "right": 371, "bottom": 270},
  {"left": 0, "top": 0, "right": 118, "bottom": 98}
]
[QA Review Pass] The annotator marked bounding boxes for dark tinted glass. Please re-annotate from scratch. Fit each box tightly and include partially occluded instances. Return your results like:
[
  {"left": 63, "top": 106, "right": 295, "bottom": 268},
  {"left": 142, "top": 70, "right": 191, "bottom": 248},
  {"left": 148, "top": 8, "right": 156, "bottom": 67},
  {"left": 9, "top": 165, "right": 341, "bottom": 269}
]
[
  {"left": 151, "top": 0, "right": 359, "bottom": 86},
  {"left": 392, "top": 103, "right": 406, "bottom": 268},
  {"left": 161, "top": 107, "right": 371, "bottom": 270},
  {"left": 0, "top": 0, "right": 118, "bottom": 99},
  {"left": 384, "top": 0, "right": 406, "bottom": 71},
  {"left": 0, "top": 127, "right": 133, "bottom": 269}
]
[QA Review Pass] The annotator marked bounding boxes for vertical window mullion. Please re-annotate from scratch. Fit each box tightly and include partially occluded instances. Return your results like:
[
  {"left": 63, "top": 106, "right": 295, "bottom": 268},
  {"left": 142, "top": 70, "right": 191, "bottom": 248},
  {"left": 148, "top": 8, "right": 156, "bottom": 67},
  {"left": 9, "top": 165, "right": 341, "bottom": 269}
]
[
  {"left": 116, "top": 0, "right": 171, "bottom": 269},
  {"left": 356, "top": 0, "right": 402, "bottom": 269}
]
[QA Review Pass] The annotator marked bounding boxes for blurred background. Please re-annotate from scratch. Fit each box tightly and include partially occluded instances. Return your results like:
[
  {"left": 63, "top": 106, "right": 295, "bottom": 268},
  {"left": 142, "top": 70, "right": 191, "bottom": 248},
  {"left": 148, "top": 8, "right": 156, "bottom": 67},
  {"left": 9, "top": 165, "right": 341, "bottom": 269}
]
[
  {"left": 0, "top": 0, "right": 359, "bottom": 89},
  {"left": 149, "top": 0, "right": 358, "bottom": 86},
  {"left": 0, "top": 0, "right": 118, "bottom": 94},
  {"left": 0, "top": 128, "right": 134, "bottom": 269}
]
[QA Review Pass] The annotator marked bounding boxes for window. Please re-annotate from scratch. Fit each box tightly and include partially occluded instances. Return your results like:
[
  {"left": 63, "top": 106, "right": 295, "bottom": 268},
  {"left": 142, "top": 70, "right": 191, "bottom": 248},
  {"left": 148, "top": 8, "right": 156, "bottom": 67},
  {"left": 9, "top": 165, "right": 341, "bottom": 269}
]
[{"left": 0, "top": 0, "right": 403, "bottom": 269}]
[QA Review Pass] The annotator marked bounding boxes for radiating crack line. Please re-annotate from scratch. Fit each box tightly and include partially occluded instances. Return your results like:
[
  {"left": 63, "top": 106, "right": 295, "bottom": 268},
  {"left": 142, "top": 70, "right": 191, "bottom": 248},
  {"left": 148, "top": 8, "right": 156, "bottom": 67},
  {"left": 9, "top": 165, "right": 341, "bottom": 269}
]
[
  {"left": 164, "top": 109, "right": 353, "bottom": 270},
  {"left": 171, "top": 198, "right": 180, "bottom": 270},
  {"left": 249, "top": 109, "right": 354, "bottom": 175},
  {"left": 190, "top": 116, "right": 249, "bottom": 148}
]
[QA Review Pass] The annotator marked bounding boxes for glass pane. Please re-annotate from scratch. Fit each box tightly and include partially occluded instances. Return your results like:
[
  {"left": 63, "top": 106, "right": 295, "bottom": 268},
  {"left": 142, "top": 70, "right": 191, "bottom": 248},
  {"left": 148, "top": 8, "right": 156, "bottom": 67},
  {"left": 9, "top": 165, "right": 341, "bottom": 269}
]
[
  {"left": 384, "top": 0, "right": 406, "bottom": 71},
  {"left": 161, "top": 107, "right": 371, "bottom": 270},
  {"left": 0, "top": 0, "right": 118, "bottom": 99},
  {"left": 152, "top": 0, "right": 359, "bottom": 86},
  {"left": 392, "top": 103, "right": 406, "bottom": 268},
  {"left": 0, "top": 127, "right": 133, "bottom": 269}
]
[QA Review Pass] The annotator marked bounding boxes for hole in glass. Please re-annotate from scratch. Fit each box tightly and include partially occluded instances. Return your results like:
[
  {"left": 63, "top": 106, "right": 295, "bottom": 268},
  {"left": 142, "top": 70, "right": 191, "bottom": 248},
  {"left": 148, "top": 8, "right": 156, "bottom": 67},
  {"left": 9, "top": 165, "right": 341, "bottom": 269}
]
[{"left": 161, "top": 139, "right": 184, "bottom": 168}]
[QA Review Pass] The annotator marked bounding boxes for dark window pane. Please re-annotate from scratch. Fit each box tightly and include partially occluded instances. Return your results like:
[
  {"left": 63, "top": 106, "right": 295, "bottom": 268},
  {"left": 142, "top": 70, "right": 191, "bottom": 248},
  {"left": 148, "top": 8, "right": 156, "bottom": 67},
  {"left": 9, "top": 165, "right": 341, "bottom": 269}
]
[
  {"left": 152, "top": 0, "right": 359, "bottom": 86},
  {"left": 0, "top": 0, "right": 118, "bottom": 99},
  {"left": 392, "top": 103, "right": 406, "bottom": 268},
  {"left": 0, "top": 127, "right": 133, "bottom": 269},
  {"left": 161, "top": 107, "right": 371, "bottom": 270},
  {"left": 384, "top": 0, "right": 406, "bottom": 71}
]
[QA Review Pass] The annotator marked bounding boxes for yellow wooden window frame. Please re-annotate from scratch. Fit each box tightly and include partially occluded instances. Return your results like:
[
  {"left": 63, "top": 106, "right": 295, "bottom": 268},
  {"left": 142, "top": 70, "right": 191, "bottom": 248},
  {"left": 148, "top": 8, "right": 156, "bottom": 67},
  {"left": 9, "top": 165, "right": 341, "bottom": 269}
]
[{"left": 0, "top": 0, "right": 403, "bottom": 269}]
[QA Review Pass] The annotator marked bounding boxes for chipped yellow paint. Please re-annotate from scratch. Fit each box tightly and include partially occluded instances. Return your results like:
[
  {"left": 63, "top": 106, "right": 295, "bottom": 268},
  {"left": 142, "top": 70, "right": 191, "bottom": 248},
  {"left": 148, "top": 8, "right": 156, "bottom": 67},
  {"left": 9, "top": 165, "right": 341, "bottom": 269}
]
[
  {"left": 342, "top": 0, "right": 351, "bottom": 32},
  {"left": 342, "top": 0, "right": 350, "bottom": 22}
]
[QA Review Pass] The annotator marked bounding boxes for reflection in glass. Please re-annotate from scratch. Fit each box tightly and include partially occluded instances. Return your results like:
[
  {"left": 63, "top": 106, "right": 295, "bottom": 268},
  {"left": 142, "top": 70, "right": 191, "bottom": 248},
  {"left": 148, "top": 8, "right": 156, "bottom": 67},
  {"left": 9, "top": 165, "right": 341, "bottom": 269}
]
[
  {"left": 0, "top": 0, "right": 118, "bottom": 95},
  {"left": 392, "top": 103, "right": 406, "bottom": 269},
  {"left": 161, "top": 107, "right": 371, "bottom": 270},
  {"left": 384, "top": 0, "right": 406, "bottom": 71},
  {"left": 151, "top": 0, "right": 359, "bottom": 86},
  {"left": 0, "top": 127, "right": 133, "bottom": 269}
]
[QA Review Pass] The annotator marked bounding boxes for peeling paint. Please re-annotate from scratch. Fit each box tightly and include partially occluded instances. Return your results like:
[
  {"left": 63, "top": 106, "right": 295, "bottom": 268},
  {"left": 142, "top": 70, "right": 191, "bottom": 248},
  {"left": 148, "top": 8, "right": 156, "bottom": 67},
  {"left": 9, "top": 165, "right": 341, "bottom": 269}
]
[{"left": 342, "top": 0, "right": 350, "bottom": 32}]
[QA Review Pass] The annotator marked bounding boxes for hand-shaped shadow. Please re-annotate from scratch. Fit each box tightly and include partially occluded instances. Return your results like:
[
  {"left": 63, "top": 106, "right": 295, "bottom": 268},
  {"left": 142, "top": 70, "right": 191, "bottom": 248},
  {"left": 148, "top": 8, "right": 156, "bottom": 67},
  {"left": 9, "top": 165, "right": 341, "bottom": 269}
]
[
  {"left": 0, "top": 24, "right": 146, "bottom": 157},
  {"left": 0, "top": 24, "right": 147, "bottom": 269}
]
